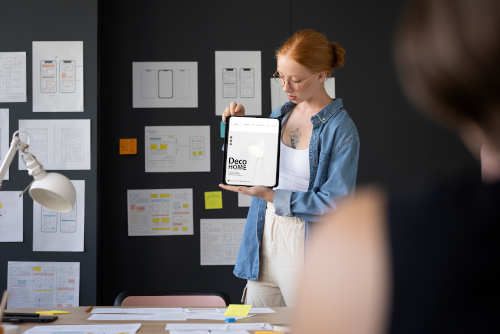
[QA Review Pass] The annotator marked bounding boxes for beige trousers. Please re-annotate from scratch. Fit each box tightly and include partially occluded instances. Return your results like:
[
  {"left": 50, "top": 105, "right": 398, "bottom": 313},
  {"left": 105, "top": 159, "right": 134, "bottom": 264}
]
[{"left": 242, "top": 202, "right": 305, "bottom": 307}]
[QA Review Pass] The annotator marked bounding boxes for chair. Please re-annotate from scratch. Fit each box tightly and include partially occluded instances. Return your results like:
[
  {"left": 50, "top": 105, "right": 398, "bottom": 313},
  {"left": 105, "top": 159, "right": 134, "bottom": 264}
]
[{"left": 114, "top": 291, "right": 232, "bottom": 307}]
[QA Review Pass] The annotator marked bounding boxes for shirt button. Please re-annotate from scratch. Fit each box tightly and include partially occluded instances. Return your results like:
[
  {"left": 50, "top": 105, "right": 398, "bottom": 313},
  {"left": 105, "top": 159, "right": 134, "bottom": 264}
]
[{"left": 322, "top": 117, "right": 325, "bottom": 121}]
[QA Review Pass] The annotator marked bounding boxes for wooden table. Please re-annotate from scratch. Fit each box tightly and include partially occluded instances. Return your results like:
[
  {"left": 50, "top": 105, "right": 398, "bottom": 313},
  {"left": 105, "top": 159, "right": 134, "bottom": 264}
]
[{"left": 2, "top": 306, "right": 293, "bottom": 333}]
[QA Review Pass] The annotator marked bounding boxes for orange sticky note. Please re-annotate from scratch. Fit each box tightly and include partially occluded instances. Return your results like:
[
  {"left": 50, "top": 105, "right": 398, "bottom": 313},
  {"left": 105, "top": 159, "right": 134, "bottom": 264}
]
[
  {"left": 256, "top": 332, "right": 284, "bottom": 334},
  {"left": 120, "top": 139, "right": 137, "bottom": 155}
]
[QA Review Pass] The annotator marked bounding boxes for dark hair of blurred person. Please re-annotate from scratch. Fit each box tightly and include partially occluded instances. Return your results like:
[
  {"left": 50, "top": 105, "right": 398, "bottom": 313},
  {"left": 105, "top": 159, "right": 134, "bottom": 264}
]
[{"left": 292, "top": 0, "right": 500, "bottom": 333}]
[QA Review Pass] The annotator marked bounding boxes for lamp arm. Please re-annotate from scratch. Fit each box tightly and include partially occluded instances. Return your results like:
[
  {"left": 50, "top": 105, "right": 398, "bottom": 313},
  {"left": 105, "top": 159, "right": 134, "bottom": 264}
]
[{"left": 0, "top": 136, "right": 29, "bottom": 190}]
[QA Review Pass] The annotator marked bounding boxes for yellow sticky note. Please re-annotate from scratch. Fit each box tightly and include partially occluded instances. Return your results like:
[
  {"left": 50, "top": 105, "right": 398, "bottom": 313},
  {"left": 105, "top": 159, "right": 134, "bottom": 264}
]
[
  {"left": 174, "top": 227, "right": 179, "bottom": 231},
  {"left": 161, "top": 218, "right": 169, "bottom": 223},
  {"left": 183, "top": 204, "right": 189, "bottom": 208},
  {"left": 151, "top": 194, "right": 158, "bottom": 198},
  {"left": 224, "top": 304, "right": 252, "bottom": 317},
  {"left": 119, "top": 138, "right": 137, "bottom": 155},
  {"left": 205, "top": 191, "right": 223, "bottom": 209},
  {"left": 33, "top": 267, "right": 41, "bottom": 271},
  {"left": 150, "top": 144, "right": 158, "bottom": 150},
  {"left": 36, "top": 310, "right": 71, "bottom": 315},
  {"left": 0, "top": 204, "right": 2, "bottom": 208},
  {"left": 198, "top": 151, "right": 203, "bottom": 155},
  {"left": 160, "top": 194, "right": 170, "bottom": 198},
  {"left": 160, "top": 144, "right": 167, "bottom": 150},
  {"left": 192, "top": 151, "right": 197, "bottom": 155},
  {"left": 182, "top": 227, "right": 188, "bottom": 231},
  {"left": 152, "top": 218, "right": 160, "bottom": 223}
]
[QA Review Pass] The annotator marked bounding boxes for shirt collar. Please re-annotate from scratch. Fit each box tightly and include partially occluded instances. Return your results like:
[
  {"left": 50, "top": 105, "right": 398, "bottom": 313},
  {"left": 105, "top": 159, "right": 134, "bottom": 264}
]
[{"left": 279, "top": 98, "right": 344, "bottom": 124}]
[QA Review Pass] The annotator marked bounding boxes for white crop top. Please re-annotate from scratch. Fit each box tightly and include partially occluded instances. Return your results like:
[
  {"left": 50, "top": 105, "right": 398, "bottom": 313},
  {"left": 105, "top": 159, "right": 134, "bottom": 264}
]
[{"left": 273, "top": 141, "right": 310, "bottom": 192}]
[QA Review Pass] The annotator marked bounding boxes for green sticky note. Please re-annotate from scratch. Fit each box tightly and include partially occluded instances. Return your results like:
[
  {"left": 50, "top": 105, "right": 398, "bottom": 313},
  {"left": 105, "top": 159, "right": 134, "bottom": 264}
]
[
  {"left": 205, "top": 191, "right": 223, "bottom": 209},
  {"left": 224, "top": 304, "right": 252, "bottom": 317},
  {"left": 221, "top": 121, "right": 226, "bottom": 138}
]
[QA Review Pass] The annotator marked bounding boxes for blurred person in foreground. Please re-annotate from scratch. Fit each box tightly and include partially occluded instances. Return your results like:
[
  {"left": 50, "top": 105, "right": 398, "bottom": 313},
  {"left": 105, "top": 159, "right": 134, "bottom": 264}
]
[{"left": 293, "top": 0, "right": 500, "bottom": 333}]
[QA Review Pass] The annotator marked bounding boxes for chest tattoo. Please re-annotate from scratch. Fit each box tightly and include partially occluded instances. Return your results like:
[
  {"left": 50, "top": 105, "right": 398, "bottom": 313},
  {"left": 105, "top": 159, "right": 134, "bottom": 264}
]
[{"left": 290, "top": 127, "right": 301, "bottom": 149}]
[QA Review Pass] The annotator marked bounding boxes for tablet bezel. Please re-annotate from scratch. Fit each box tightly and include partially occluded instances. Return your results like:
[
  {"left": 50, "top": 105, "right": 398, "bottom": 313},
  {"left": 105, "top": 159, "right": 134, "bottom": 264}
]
[{"left": 222, "top": 116, "right": 281, "bottom": 188}]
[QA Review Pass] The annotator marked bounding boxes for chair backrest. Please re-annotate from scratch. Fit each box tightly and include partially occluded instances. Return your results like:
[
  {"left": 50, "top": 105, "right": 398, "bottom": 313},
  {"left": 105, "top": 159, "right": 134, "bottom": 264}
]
[{"left": 114, "top": 291, "right": 232, "bottom": 307}]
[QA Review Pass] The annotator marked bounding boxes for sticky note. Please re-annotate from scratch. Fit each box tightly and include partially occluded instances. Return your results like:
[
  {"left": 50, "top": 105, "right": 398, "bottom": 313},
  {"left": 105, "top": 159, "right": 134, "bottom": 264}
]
[
  {"left": 120, "top": 138, "right": 137, "bottom": 155},
  {"left": 151, "top": 194, "right": 158, "bottom": 198},
  {"left": 160, "top": 194, "right": 170, "bottom": 198},
  {"left": 150, "top": 144, "right": 158, "bottom": 150},
  {"left": 183, "top": 204, "right": 189, "bottom": 208},
  {"left": 221, "top": 121, "right": 226, "bottom": 138},
  {"left": 36, "top": 310, "right": 71, "bottom": 315},
  {"left": 0, "top": 204, "right": 2, "bottom": 208},
  {"left": 174, "top": 227, "right": 179, "bottom": 231},
  {"left": 205, "top": 191, "right": 223, "bottom": 209},
  {"left": 256, "top": 332, "right": 284, "bottom": 334},
  {"left": 152, "top": 218, "right": 160, "bottom": 223},
  {"left": 33, "top": 267, "right": 41, "bottom": 271},
  {"left": 161, "top": 218, "right": 169, "bottom": 223},
  {"left": 182, "top": 227, "right": 188, "bottom": 231},
  {"left": 160, "top": 144, "right": 167, "bottom": 150},
  {"left": 224, "top": 304, "right": 252, "bottom": 317}
]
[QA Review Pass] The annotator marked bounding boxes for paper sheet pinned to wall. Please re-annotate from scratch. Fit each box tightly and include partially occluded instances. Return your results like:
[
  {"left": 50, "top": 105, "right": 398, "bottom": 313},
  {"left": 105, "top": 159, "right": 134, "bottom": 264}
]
[
  {"left": 145, "top": 126, "right": 210, "bottom": 173},
  {"left": 128, "top": 188, "right": 193, "bottom": 236},
  {"left": 7, "top": 261, "right": 80, "bottom": 309},
  {"left": 200, "top": 219, "right": 246, "bottom": 265},
  {"left": 18, "top": 119, "right": 91, "bottom": 170},
  {"left": 33, "top": 180, "right": 85, "bottom": 251},
  {"left": 0, "top": 109, "right": 9, "bottom": 180},
  {"left": 32, "top": 42, "right": 84, "bottom": 112},
  {"left": 215, "top": 51, "right": 262, "bottom": 116},
  {"left": 0, "top": 191, "right": 23, "bottom": 242},
  {"left": 0, "top": 52, "right": 27, "bottom": 103}
]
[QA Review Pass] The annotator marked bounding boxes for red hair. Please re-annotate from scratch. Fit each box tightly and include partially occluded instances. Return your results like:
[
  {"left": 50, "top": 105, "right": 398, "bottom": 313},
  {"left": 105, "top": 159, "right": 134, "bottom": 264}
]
[{"left": 276, "top": 30, "right": 345, "bottom": 76}]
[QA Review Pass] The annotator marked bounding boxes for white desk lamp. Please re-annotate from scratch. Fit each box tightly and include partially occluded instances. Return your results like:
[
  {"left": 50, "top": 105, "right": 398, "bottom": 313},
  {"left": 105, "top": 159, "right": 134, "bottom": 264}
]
[
  {"left": 0, "top": 131, "right": 76, "bottom": 212},
  {"left": 248, "top": 138, "right": 267, "bottom": 185}
]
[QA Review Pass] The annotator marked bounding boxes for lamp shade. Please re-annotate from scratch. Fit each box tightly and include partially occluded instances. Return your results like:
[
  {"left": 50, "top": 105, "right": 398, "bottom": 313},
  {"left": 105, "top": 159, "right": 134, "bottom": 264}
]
[
  {"left": 29, "top": 172, "right": 76, "bottom": 212},
  {"left": 248, "top": 139, "right": 266, "bottom": 158}
]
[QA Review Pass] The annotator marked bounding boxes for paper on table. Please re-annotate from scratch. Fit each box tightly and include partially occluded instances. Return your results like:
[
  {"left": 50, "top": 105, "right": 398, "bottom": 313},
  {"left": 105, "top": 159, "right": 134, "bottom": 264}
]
[
  {"left": 127, "top": 188, "right": 194, "bottom": 236},
  {"left": 33, "top": 180, "right": 85, "bottom": 251},
  {"left": 224, "top": 304, "right": 252, "bottom": 317},
  {"left": 7, "top": 261, "right": 80, "bottom": 309},
  {"left": 91, "top": 307, "right": 183, "bottom": 314},
  {"left": 32, "top": 42, "right": 84, "bottom": 112},
  {"left": 0, "top": 53, "right": 27, "bottom": 103},
  {"left": 185, "top": 314, "right": 255, "bottom": 321},
  {"left": 218, "top": 307, "right": 276, "bottom": 314},
  {"left": 166, "top": 323, "right": 273, "bottom": 331},
  {"left": 18, "top": 119, "right": 91, "bottom": 170},
  {"left": 88, "top": 314, "right": 186, "bottom": 321},
  {"left": 0, "top": 109, "right": 9, "bottom": 180},
  {"left": 169, "top": 331, "right": 249, "bottom": 334},
  {"left": 200, "top": 219, "right": 246, "bottom": 266},
  {"left": 24, "top": 324, "right": 141, "bottom": 333},
  {"left": 145, "top": 126, "right": 210, "bottom": 173},
  {"left": 0, "top": 192, "right": 23, "bottom": 242}
]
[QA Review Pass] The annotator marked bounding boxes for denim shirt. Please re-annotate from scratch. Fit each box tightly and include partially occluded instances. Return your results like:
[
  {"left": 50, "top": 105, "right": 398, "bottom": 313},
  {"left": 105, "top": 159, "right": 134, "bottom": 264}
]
[{"left": 233, "top": 98, "right": 360, "bottom": 280}]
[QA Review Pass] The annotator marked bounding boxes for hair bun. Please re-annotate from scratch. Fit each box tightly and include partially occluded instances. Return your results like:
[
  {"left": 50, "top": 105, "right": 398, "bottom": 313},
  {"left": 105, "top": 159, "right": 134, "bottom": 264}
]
[{"left": 331, "top": 42, "right": 346, "bottom": 68}]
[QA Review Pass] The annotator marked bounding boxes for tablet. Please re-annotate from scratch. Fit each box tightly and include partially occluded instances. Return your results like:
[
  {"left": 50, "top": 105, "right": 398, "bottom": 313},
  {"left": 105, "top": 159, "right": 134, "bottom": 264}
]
[
  {"left": 222, "top": 116, "right": 281, "bottom": 187},
  {"left": 2, "top": 315, "right": 58, "bottom": 323}
]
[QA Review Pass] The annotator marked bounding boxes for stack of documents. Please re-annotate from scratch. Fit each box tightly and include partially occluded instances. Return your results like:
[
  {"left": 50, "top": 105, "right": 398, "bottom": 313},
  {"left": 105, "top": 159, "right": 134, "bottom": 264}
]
[
  {"left": 24, "top": 324, "right": 142, "bottom": 334},
  {"left": 87, "top": 308, "right": 274, "bottom": 321}
]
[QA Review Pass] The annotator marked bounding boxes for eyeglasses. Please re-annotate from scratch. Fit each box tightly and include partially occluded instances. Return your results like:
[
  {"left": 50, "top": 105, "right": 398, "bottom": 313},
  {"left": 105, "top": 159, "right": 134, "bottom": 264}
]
[{"left": 273, "top": 70, "right": 317, "bottom": 91}]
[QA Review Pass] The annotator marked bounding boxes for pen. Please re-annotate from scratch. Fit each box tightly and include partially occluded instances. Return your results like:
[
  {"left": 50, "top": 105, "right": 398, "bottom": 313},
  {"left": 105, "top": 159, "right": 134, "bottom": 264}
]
[{"left": 84, "top": 306, "right": 93, "bottom": 313}]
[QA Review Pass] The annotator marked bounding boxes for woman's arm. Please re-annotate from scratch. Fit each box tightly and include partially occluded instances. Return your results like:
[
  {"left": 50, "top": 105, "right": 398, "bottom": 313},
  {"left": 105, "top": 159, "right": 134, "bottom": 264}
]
[{"left": 274, "top": 133, "right": 360, "bottom": 222}]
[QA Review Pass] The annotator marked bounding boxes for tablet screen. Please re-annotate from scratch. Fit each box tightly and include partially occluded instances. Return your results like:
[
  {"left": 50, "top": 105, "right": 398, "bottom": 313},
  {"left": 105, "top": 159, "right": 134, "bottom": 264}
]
[{"left": 224, "top": 117, "right": 280, "bottom": 187}]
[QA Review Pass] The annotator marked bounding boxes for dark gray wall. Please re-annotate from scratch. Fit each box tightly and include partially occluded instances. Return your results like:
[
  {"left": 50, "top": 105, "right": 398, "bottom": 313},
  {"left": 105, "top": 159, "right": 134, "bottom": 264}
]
[
  {"left": 101, "top": 0, "right": 477, "bottom": 305},
  {"left": 0, "top": 0, "right": 99, "bottom": 306}
]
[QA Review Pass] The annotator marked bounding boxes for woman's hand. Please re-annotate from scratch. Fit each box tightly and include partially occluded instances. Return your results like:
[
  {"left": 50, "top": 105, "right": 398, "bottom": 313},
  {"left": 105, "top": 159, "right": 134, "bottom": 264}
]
[
  {"left": 219, "top": 184, "right": 274, "bottom": 203},
  {"left": 222, "top": 101, "right": 245, "bottom": 123}
]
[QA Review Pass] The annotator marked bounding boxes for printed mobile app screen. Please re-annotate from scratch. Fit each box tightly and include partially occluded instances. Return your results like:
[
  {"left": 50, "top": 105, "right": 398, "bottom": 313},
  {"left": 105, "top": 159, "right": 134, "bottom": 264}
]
[{"left": 226, "top": 117, "right": 280, "bottom": 187}]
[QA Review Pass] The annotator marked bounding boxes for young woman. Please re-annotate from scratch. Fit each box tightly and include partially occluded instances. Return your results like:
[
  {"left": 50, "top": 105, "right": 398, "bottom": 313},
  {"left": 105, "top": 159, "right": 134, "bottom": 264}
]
[
  {"left": 219, "top": 30, "right": 360, "bottom": 307},
  {"left": 292, "top": 0, "right": 500, "bottom": 333}
]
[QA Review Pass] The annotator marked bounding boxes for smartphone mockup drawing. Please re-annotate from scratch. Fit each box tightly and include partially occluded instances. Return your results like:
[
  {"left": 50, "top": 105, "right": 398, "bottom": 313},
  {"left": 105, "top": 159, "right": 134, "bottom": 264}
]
[
  {"left": 158, "top": 70, "right": 173, "bottom": 99},
  {"left": 223, "top": 68, "right": 237, "bottom": 98},
  {"left": 141, "top": 69, "right": 157, "bottom": 99},
  {"left": 60, "top": 203, "right": 77, "bottom": 233},
  {"left": 59, "top": 60, "right": 76, "bottom": 93},
  {"left": 240, "top": 68, "right": 254, "bottom": 98},
  {"left": 175, "top": 69, "right": 190, "bottom": 98},
  {"left": 41, "top": 61, "right": 57, "bottom": 93}
]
